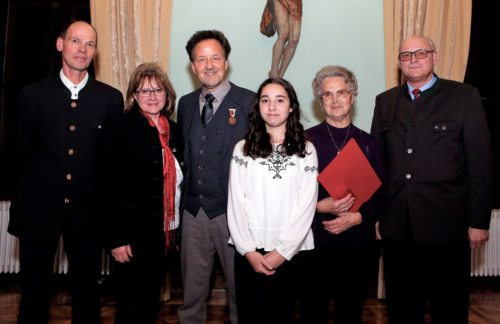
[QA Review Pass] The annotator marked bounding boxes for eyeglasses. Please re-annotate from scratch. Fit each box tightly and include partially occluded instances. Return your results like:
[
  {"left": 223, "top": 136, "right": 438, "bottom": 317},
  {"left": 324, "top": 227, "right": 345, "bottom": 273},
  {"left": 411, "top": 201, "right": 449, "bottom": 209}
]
[
  {"left": 320, "top": 90, "right": 351, "bottom": 101},
  {"left": 398, "top": 49, "right": 434, "bottom": 61},
  {"left": 135, "top": 88, "right": 166, "bottom": 97}
]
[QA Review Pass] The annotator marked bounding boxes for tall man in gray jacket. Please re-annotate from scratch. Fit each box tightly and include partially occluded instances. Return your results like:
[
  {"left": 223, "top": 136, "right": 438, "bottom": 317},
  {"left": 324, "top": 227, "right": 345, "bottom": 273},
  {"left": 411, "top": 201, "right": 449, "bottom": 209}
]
[{"left": 176, "top": 30, "right": 255, "bottom": 324}]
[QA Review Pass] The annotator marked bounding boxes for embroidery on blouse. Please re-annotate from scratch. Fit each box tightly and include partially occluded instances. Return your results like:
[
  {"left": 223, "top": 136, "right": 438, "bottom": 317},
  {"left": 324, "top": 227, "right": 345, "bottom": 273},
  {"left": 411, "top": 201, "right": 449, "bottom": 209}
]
[
  {"left": 260, "top": 150, "right": 295, "bottom": 179},
  {"left": 305, "top": 165, "right": 318, "bottom": 173},
  {"left": 232, "top": 155, "right": 248, "bottom": 167}
]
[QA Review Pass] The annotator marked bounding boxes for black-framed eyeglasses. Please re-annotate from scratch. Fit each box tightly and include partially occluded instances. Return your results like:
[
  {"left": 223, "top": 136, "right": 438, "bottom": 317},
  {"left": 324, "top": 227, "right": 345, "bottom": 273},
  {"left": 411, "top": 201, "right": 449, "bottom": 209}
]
[
  {"left": 398, "top": 49, "right": 434, "bottom": 61},
  {"left": 319, "top": 89, "right": 351, "bottom": 101},
  {"left": 135, "top": 88, "right": 166, "bottom": 97}
]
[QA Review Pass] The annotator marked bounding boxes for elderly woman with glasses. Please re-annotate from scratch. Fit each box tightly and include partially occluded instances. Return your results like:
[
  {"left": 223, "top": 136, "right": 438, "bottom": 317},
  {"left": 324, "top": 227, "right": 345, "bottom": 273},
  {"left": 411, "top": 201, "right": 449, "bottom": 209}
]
[
  {"left": 101, "top": 62, "right": 184, "bottom": 324},
  {"left": 301, "top": 65, "right": 384, "bottom": 324}
]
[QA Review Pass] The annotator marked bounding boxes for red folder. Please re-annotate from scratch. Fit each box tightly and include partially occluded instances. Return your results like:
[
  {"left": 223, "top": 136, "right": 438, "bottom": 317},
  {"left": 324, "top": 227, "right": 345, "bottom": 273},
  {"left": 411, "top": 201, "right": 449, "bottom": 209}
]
[{"left": 317, "top": 138, "right": 381, "bottom": 212}]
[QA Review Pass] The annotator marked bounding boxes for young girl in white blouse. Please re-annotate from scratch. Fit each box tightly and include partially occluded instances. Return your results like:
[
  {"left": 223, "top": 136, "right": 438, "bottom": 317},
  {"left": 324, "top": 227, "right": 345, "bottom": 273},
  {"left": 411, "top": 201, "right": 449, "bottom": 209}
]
[{"left": 227, "top": 77, "right": 318, "bottom": 323}]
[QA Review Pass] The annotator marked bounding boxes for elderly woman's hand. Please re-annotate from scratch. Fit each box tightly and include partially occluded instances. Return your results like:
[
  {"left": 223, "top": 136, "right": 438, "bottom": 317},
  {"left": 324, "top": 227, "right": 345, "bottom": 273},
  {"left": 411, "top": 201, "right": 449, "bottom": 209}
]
[
  {"left": 322, "top": 211, "right": 362, "bottom": 235},
  {"left": 316, "top": 194, "right": 355, "bottom": 215}
]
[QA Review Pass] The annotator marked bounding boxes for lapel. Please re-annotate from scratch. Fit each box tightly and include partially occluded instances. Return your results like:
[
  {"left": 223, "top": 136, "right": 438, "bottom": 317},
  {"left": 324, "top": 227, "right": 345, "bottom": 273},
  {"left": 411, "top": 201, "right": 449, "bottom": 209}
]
[{"left": 182, "top": 89, "right": 202, "bottom": 147}]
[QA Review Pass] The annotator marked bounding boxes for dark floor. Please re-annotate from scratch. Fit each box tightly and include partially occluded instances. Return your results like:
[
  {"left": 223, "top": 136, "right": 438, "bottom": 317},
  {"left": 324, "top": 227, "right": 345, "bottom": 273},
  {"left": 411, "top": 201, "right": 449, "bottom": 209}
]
[{"left": 0, "top": 272, "right": 499, "bottom": 323}]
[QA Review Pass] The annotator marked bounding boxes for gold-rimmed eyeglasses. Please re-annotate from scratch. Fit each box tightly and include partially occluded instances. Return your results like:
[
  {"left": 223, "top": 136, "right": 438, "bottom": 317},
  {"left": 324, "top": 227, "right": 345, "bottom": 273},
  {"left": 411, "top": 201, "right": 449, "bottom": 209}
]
[
  {"left": 398, "top": 49, "right": 434, "bottom": 61},
  {"left": 135, "top": 88, "right": 166, "bottom": 97},
  {"left": 319, "top": 89, "right": 351, "bottom": 101}
]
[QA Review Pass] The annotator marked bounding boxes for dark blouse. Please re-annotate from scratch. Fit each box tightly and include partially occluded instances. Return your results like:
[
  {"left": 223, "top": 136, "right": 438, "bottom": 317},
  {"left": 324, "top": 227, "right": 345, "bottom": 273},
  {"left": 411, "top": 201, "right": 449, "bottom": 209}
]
[{"left": 305, "top": 122, "right": 384, "bottom": 247}]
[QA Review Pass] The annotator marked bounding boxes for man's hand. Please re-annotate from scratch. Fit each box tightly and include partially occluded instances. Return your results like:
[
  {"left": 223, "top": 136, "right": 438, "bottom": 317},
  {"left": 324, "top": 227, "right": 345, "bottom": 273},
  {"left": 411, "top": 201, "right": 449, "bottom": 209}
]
[{"left": 468, "top": 227, "right": 489, "bottom": 250}]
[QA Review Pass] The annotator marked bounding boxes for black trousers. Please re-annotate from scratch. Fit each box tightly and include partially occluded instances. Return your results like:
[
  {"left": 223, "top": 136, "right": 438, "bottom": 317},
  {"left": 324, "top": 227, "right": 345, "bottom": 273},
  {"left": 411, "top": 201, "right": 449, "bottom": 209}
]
[
  {"left": 235, "top": 250, "right": 306, "bottom": 324},
  {"left": 112, "top": 237, "right": 169, "bottom": 324},
  {"left": 300, "top": 243, "right": 379, "bottom": 324},
  {"left": 382, "top": 238, "right": 471, "bottom": 324},
  {"left": 17, "top": 207, "right": 101, "bottom": 324}
]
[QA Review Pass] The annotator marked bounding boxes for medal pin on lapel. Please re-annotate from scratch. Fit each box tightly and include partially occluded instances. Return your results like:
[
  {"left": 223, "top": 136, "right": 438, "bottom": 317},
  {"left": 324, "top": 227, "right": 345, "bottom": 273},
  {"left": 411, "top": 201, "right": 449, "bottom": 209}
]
[{"left": 229, "top": 108, "right": 236, "bottom": 125}]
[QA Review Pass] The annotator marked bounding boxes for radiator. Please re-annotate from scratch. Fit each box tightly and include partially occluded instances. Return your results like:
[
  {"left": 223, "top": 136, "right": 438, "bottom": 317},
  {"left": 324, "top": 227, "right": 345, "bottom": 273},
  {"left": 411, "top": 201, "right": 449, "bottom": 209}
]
[{"left": 0, "top": 201, "right": 110, "bottom": 274}]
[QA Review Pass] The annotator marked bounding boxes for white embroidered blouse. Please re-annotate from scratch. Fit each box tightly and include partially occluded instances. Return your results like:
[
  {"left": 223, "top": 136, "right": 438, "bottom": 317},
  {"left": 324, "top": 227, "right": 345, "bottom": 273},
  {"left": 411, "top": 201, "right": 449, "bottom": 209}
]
[{"left": 227, "top": 140, "right": 319, "bottom": 260}]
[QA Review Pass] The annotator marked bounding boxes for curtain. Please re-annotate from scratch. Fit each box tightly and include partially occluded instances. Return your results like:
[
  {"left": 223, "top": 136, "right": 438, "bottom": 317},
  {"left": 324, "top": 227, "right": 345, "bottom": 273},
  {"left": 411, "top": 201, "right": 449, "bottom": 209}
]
[
  {"left": 383, "top": 0, "right": 472, "bottom": 89},
  {"left": 89, "top": 0, "right": 173, "bottom": 95}
]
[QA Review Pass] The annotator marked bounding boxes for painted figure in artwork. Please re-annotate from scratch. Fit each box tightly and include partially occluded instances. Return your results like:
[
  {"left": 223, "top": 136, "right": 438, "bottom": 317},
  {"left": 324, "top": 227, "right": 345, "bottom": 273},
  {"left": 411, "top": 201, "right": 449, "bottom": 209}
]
[{"left": 260, "top": 0, "right": 302, "bottom": 78}]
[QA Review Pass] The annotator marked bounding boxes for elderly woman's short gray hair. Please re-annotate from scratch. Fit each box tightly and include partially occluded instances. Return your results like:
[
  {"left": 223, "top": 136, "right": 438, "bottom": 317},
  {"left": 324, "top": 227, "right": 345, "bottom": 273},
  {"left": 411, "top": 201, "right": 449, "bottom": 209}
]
[{"left": 312, "top": 65, "right": 359, "bottom": 98}]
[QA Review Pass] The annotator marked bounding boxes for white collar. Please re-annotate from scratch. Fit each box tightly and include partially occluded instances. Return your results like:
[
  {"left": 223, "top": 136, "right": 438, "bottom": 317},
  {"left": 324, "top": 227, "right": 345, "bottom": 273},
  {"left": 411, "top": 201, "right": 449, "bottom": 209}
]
[{"left": 59, "top": 69, "right": 89, "bottom": 100}]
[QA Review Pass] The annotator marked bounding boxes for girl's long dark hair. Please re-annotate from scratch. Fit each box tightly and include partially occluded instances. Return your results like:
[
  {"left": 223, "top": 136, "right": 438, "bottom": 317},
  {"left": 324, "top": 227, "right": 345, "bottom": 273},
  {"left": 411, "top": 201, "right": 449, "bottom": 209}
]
[{"left": 243, "top": 78, "right": 307, "bottom": 158}]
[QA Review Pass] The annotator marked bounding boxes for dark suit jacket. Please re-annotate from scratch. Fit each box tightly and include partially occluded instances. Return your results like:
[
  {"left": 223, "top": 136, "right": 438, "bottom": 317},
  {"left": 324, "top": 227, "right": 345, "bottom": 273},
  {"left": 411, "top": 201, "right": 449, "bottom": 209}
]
[
  {"left": 101, "top": 111, "right": 184, "bottom": 250},
  {"left": 8, "top": 76, "right": 124, "bottom": 241},
  {"left": 370, "top": 77, "right": 493, "bottom": 244},
  {"left": 177, "top": 82, "right": 255, "bottom": 208}
]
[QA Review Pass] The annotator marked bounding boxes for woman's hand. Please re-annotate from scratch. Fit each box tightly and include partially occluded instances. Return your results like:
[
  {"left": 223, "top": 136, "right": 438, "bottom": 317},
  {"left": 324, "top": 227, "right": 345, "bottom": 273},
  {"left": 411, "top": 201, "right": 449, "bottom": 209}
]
[
  {"left": 245, "top": 251, "right": 276, "bottom": 276},
  {"left": 322, "top": 211, "right": 362, "bottom": 235},
  {"left": 111, "top": 245, "right": 133, "bottom": 263},
  {"left": 316, "top": 194, "right": 355, "bottom": 215},
  {"left": 263, "top": 250, "right": 286, "bottom": 270}
]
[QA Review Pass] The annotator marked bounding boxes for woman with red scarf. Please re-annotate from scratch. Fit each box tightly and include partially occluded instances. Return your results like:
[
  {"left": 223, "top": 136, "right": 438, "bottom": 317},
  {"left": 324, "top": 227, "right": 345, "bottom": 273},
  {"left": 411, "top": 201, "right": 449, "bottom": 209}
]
[{"left": 102, "top": 62, "right": 184, "bottom": 324}]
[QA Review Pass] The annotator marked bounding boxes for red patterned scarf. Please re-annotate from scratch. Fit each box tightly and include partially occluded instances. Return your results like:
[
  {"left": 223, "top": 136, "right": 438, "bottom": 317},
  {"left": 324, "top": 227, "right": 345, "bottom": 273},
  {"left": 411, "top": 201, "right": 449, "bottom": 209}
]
[{"left": 142, "top": 112, "right": 177, "bottom": 250}]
